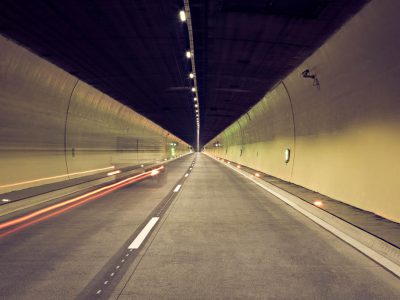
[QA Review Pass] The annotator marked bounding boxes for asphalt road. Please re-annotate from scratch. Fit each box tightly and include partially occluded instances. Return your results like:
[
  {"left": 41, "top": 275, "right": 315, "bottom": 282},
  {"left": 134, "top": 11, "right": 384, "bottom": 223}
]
[
  {"left": 0, "top": 153, "right": 399, "bottom": 299},
  {"left": 112, "top": 154, "right": 400, "bottom": 299},
  {"left": 0, "top": 154, "right": 195, "bottom": 299}
]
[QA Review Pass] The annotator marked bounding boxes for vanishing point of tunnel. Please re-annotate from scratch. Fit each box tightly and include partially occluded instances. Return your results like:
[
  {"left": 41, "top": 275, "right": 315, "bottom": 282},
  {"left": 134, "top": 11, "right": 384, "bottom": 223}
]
[{"left": 0, "top": 0, "right": 399, "bottom": 299}]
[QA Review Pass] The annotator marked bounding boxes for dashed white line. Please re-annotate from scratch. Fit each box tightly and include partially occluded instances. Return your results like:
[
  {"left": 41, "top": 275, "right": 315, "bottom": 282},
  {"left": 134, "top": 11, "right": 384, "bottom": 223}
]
[
  {"left": 121, "top": 259, "right": 125, "bottom": 263},
  {"left": 96, "top": 290, "right": 102, "bottom": 294},
  {"left": 128, "top": 217, "right": 160, "bottom": 249},
  {"left": 184, "top": 173, "right": 189, "bottom": 177},
  {"left": 116, "top": 265, "right": 120, "bottom": 269},
  {"left": 110, "top": 273, "right": 115, "bottom": 277},
  {"left": 104, "top": 281, "right": 109, "bottom": 285},
  {"left": 173, "top": 184, "right": 182, "bottom": 193}
]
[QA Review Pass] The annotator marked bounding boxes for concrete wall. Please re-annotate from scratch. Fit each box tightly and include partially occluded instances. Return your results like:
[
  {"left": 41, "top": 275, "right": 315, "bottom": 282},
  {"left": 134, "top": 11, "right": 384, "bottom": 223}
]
[
  {"left": 0, "top": 35, "right": 190, "bottom": 194},
  {"left": 205, "top": 0, "right": 400, "bottom": 222}
]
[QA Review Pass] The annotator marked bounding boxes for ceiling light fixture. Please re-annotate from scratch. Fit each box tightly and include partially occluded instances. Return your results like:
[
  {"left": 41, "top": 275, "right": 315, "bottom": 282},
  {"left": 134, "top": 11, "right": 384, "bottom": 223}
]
[
  {"left": 186, "top": 51, "right": 191, "bottom": 58},
  {"left": 189, "top": 73, "right": 194, "bottom": 79},
  {"left": 191, "top": 87, "right": 196, "bottom": 92},
  {"left": 194, "top": 97, "right": 197, "bottom": 101},
  {"left": 179, "top": 10, "right": 186, "bottom": 22}
]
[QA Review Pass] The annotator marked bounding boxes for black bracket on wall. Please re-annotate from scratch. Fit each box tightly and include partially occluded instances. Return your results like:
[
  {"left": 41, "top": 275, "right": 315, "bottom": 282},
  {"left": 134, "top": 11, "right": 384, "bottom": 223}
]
[{"left": 301, "top": 69, "right": 320, "bottom": 89}]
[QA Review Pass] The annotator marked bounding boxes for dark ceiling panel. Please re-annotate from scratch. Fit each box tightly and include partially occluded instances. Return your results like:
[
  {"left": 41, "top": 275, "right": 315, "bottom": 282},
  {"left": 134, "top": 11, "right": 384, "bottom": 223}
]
[
  {"left": 190, "top": 0, "right": 369, "bottom": 144},
  {"left": 220, "top": 0, "right": 329, "bottom": 18},
  {"left": 0, "top": 0, "right": 196, "bottom": 144},
  {"left": 1, "top": 0, "right": 369, "bottom": 146}
]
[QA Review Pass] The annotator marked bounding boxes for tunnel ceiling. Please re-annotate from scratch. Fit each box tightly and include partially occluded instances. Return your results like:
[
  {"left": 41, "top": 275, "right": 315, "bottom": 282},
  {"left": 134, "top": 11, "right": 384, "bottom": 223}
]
[{"left": 0, "top": 0, "right": 368, "bottom": 146}]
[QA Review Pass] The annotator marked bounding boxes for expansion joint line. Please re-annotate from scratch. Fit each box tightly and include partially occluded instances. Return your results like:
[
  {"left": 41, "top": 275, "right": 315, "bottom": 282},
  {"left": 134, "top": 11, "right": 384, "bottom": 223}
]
[
  {"left": 63, "top": 78, "right": 80, "bottom": 179},
  {"left": 281, "top": 80, "right": 296, "bottom": 181}
]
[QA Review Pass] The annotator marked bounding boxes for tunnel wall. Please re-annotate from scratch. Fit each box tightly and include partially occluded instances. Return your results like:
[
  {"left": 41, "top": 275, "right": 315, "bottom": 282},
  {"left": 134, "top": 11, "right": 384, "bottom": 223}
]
[
  {"left": 205, "top": 0, "right": 400, "bottom": 222},
  {"left": 0, "top": 35, "right": 190, "bottom": 194}
]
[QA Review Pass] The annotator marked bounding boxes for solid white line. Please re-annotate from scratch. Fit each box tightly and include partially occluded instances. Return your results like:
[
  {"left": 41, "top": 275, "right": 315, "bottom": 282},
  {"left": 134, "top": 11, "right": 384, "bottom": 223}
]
[
  {"left": 209, "top": 155, "right": 400, "bottom": 277},
  {"left": 128, "top": 217, "right": 159, "bottom": 249},
  {"left": 173, "top": 184, "right": 182, "bottom": 192}
]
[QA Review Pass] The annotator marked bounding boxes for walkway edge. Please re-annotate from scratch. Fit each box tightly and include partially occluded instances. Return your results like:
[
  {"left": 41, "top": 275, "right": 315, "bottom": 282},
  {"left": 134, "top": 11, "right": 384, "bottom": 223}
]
[
  {"left": 0, "top": 153, "right": 193, "bottom": 218},
  {"left": 206, "top": 153, "right": 400, "bottom": 277}
]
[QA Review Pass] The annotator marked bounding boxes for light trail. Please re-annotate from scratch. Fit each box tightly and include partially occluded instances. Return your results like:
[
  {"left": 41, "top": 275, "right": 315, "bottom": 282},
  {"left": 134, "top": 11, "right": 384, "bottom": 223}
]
[
  {"left": 0, "top": 166, "right": 115, "bottom": 190},
  {"left": 0, "top": 166, "right": 164, "bottom": 237}
]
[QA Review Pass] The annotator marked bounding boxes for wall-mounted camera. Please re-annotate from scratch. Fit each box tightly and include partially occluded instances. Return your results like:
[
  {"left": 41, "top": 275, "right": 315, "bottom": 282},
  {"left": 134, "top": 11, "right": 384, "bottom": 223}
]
[{"left": 301, "top": 69, "right": 320, "bottom": 89}]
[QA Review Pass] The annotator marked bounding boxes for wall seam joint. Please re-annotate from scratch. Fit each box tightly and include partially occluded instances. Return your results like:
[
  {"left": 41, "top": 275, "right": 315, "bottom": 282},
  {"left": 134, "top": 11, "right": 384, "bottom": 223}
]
[
  {"left": 281, "top": 80, "right": 296, "bottom": 181},
  {"left": 63, "top": 79, "right": 80, "bottom": 179}
]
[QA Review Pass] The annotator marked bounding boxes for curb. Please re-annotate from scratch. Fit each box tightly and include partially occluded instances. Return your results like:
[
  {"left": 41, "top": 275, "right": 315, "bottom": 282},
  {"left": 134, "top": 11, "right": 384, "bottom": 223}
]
[
  {"left": 206, "top": 153, "right": 400, "bottom": 277},
  {"left": 0, "top": 153, "right": 193, "bottom": 218}
]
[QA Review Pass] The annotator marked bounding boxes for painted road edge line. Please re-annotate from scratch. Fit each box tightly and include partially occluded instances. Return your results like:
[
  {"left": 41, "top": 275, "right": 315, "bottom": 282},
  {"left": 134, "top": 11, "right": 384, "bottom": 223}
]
[
  {"left": 207, "top": 154, "right": 400, "bottom": 277},
  {"left": 173, "top": 184, "right": 182, "bottom": 192},
  {"left": 128, "top": 217, "right": 159, "bottom": 249}
]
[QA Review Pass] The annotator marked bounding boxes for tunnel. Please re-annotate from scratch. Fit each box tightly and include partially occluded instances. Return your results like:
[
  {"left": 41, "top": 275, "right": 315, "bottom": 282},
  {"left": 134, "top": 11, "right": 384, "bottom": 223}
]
[{"left": 0, "top": 0, "right": 399, "bottom": 299}]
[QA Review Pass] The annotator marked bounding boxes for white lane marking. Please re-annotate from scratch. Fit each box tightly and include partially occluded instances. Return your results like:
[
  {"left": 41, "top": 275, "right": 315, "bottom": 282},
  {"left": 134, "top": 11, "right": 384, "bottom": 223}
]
[
  {"left": 128, "top": 217, "right": 160, "bottom": 249},
  {"left": 126, "top": 254, "right": 129, "bottom": 257},
  {"left": 104, "top": 281, "right": 109, "bottom": 285},
  {"left": 121, "top": 259, "right": 125, "bottom": 263},
  {"left": 96, "top": 290, "right": 102, "bottom": 294},
  {"left": 184, "top": 173, "right": 189, "bottom": 177},
  {"left": 116, "top": 265, "right": 120, "bottom": 269},
  {"left": 110, "top": 273, "right": 115, "bottom": 277},
  {"left": 210, "top": 155, "right": 400, "bottom": 277},
  {"left": 1, "top": 199, "right": 10, "bottom": 202},
  {"left": 173, "top": 184, "right": 182, "bottom": 192}
]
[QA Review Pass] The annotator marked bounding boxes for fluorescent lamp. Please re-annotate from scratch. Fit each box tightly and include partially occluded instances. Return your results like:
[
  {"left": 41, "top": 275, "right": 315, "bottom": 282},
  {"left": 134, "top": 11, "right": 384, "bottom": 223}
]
[{"left": 179, "top": 10, "right": 186, "bottom": 22}]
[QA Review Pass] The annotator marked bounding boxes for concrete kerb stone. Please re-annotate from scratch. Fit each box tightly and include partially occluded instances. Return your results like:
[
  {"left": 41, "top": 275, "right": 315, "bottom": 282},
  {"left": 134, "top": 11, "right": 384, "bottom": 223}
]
[
  {"left": 0, "top": 152, "right": 193, "bottom": 218},
  {"left": 205, "top": 153, "right": 400, "bottom": 277}
]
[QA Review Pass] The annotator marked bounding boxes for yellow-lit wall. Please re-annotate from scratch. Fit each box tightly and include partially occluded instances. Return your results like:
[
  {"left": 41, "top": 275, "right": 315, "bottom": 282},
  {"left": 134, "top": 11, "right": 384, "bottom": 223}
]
[
  {"left": 205, "top": 0, "right": 400, "bottom": 222},
  {"left": 0, "top": 35, "right": 190, "bottom": 194}
]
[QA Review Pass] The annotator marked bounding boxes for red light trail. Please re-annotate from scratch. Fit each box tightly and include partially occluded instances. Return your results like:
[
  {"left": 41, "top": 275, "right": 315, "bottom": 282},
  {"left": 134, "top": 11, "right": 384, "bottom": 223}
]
[{"left": 0, "top": 166, "right": 164, "bottom": 238}]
